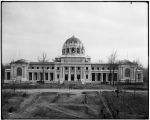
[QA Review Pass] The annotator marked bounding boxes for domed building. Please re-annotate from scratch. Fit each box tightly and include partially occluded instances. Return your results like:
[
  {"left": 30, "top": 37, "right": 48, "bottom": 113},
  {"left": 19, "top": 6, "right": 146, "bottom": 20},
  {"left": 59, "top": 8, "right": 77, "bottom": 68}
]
[
  {"left": 4, "top": 36, "right": 143, "bottom": 84},
  {"left": 62, "top": 36, "right": 85, "bottom": 56}
]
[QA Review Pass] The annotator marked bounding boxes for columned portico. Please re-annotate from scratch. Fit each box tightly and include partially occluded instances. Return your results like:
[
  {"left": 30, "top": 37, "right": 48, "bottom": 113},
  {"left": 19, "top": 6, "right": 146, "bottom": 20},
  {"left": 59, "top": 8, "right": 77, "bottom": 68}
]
[{"left": 4, "top": 36, "right": 144, "bottom": 84}]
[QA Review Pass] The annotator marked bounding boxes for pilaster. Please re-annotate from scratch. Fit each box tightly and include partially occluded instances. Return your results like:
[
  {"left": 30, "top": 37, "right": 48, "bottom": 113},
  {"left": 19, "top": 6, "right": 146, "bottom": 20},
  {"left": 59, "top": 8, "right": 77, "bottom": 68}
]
[
  {"left": 68, "top": 66, "right": 71, "bottom": 81},
  {"left": 75, "top": 67, "right": 77, "bottom": 81},
  {"left": 101, "top": 73, "right": 103, "bottom": 82}
]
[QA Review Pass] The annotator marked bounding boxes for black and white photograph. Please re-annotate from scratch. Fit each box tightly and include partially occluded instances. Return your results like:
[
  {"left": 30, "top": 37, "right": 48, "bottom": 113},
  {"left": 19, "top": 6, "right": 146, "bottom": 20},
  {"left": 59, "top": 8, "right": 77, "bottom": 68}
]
[{"left": 1, "top": 1, "right": 148, "bottom": 119}]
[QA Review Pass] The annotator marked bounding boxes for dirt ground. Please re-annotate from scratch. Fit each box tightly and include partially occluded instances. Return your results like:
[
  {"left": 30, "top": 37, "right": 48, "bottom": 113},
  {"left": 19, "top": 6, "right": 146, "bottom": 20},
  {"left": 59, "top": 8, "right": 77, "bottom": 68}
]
[{"left": 2, "top": 90, "right": 148, "bottom": 119}]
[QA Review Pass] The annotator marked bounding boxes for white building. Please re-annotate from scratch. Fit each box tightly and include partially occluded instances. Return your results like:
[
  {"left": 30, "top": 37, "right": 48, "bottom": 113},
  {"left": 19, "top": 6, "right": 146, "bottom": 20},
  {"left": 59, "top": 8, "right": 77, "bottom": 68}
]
[{"left": 4, "top": 36, "right": 143, "bottom": 84}]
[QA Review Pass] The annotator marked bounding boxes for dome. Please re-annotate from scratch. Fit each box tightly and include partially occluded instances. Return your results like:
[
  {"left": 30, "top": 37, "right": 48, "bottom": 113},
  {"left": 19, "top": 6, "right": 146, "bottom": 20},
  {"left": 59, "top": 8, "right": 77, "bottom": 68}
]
[
  {"left": 62, "top": 36, "right": 85, "bottom": 56},
  {"left": 120, "top": 59, "right": 133, "bottom": 64}
]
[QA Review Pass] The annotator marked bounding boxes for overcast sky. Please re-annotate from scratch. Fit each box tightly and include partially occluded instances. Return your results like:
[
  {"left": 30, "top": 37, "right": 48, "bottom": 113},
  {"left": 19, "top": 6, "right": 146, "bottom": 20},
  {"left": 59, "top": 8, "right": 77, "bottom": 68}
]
[{"left": 2, "top": 2, "right": 148, "bottom": 67}]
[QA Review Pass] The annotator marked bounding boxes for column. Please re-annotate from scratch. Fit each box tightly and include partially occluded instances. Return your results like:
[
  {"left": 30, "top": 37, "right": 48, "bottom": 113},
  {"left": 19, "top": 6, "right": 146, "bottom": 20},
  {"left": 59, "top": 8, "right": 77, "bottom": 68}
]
[
  {"left": 82, "top": 67, "right": 85, "bottom": 79},
  {"left": 141, "top": 73, "right": 143, "bottom": 82},
  {"left": 75, "top": 67, "right": 77, "bottom": 81},
  {"left": 32, "top": 72, "right": 34, "bottom": 80},
  {"left": 83, "top": 67, "right": 86, "bottom": 81},
  {"left": 63, "top": 66, "right": 65, "bottom": 81},
  {"left": 80, "top": 67, "right": 82, "bottom": 79},
  {"left": 68, "top": 66, "right": 71, "bottom": 81},
  {"left": 13, "top": 66, "right": 15, "bottom": 78},
  {"left": 101, "top": 73, "right": 103, "bottom": 82},
  {"left": 37, "top": 72, "right": 39, "bottom": 80},
  {"left": 23, "top": 66, "right": 25, "bottom": 78},
  {"left": 54, "top": 66, "right": 57, "bottom": 81},
  {"left": 133, "top": 67, "right": 135, "bottom": 80},
  {"left": 122, "top": 67, "right": 124, "bottom": 79},
  {"left": 95, "top": 73, "right": 97, "bottom": 81},
  {"left": 106, "top": 73, "right": 108, "bottom": 82},
  {"left": 61, "top": 67, "right": 63, "bottom": 79},
  {"left": 27, "top": 71, "right": 29, "bottom": 80},
  {"left": 5, "top": 72, "right": 7, "bottom": 80},
  {"left": 48, "top": 72, "right": 50, "bottom": 81}
]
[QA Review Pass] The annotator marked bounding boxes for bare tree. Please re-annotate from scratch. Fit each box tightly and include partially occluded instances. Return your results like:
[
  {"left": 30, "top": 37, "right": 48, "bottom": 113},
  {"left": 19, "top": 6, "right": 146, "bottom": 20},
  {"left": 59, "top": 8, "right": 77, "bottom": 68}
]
[
  {"left": 108, "top": 51, "right": 117, "bottom": 85},
  {"left": 115, "top": 60, "right": 122, "bottom": 97},
  {"left": 38, "top": 52, "right": 50, "bottom": 83},
  {"left": 132, "top": 58, "right": 143, "bottom": 98}
]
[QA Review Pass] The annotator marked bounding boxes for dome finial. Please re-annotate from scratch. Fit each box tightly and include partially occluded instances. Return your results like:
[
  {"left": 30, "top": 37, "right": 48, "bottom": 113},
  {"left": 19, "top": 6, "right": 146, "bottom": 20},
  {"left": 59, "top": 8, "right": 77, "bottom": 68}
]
[{"left": 72, "top": 35, "right": 75, "bottom": 38}]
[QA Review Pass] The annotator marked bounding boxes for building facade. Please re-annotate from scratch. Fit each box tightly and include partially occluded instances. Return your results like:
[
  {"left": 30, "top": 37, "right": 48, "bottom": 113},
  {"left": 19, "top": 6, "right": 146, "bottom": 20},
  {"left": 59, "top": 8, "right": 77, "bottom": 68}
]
[{"left": 4, "top": 36, "right": 143, "bottom": 84}]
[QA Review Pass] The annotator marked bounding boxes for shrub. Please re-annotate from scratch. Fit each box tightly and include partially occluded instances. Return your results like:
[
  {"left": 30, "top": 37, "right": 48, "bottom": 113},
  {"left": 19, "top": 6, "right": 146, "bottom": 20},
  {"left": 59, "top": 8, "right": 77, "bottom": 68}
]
[{"left": 8, "top": 106, "right": 16, "bottom": 113}]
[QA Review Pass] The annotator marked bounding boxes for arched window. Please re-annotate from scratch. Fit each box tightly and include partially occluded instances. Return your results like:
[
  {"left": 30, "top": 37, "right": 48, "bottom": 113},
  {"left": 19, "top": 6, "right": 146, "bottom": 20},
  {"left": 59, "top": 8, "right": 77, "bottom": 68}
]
[
  {"left": 67, "top": 48, "right": 69, "bottom": 53},
  {"left": 17, "top": 67, "right": 22, "bottom": 76},
  {"left": 125, "top": 68, "right": 130, "bottom": 77},
  {"left": 77, "top": 48, "right": 80, "bottom": 53},
  {"left": 72, "top": 48, "right": 75, "bottom": 53}
]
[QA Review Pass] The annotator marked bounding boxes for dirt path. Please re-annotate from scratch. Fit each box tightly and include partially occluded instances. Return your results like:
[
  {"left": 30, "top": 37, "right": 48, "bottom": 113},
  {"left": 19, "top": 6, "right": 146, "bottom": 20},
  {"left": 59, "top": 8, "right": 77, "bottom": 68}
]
[
  {"left": 11, "top": 89, "right": 148, "bottom": 94},
  {"left": 99, "top": 92, "right": 113, "bottom": 118}
]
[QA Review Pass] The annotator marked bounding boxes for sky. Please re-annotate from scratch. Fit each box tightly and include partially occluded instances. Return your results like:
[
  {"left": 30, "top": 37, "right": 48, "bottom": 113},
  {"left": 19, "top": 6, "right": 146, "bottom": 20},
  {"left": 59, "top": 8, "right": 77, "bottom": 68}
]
[{"left": 2, "top": 2, "right": 148, "bottom": 67}]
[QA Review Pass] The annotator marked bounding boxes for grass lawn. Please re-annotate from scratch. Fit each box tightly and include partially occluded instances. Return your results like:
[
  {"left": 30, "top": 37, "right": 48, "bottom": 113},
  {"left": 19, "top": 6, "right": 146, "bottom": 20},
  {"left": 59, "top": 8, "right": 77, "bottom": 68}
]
[
  {"left": 2, "top": 83, "right": 116, "bottom": 90},
  {"left": 101, "top": 91, "right": 148, "bottom": 119},
  {"left": 2, "top": 90, "right": 148, "bottom": 119},
  {"left": 2, "top": 82, "right": 148, "bottom": 90}
]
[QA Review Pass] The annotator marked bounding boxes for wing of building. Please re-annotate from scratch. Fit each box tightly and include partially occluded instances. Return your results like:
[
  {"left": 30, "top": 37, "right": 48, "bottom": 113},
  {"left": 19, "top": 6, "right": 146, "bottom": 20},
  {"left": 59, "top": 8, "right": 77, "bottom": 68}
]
[{"left": 4, "top": 36, "right": 143, "bottom": 84}]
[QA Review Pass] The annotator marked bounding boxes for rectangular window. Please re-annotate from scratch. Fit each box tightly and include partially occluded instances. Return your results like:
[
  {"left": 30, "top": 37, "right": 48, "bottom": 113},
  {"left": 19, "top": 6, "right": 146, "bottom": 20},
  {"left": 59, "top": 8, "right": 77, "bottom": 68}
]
[
  {"left": 57, "top": 67, "right": 59, "bottom": 70},
  {"left": 37, "top": 67, "right": 39, "bottom": 69},
  {"left": 57, "top": 74, "right": 59, "bottom": 79},
  {"left": 67, "top": 48, "right": 69, "bottom": 53},
  {"left": 92, "top": 67, "right": 94, "bottom": 70},
  {"left": 7, "top": 72, "right": 10, "bottom": 80},
  {"left": 40, "top": 73, "right": 43, "bottom": 80},
  {"left": 71, "top": 67, "right": 74, "bottom": 70},
  {"left": 138, "top": 74, "right": 141, "bottom": 80},
  {"left": 65, "top": 74, "right": 68, "bottom": 81},
  {"left": 45, "top": 73, "right": 48, "bottom": 80},
  {"left": 29, "top": 72, "right": 32, "bottom": 80},
  {"left": 86, "top": 74, "right": 88, "bottom": 79},
  {"left": 50, "top": 73, "right": 53, "bottom": 81},
  {"left": 65, "top": 67, "right": 68, "bottom": 70},
  {"left": 92, "top": 73, "right": 95, "bottom": 81},
  {"left": 34, "top": 72, "right": 38, "bottom": 80},
  {"left": 32, "top": 67, "right": 34, "bottom": 69},
  {"left": 77, "top": 74, "right": 80, "bottom": 80},
  {"left": 98, "top": 73, "right": 101, "bottom": 81},
  {"left": 103, "top": 73, "right": 106, "bottom": 82},
  {"left": 86, "top": 67, "right": 88, "bottom": 70},
  {"left": 114, "top": 73, "right": 117, "bottom": 81},
  {"left": 71, "top": 74, "right": 74, "bottom": 81}
]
